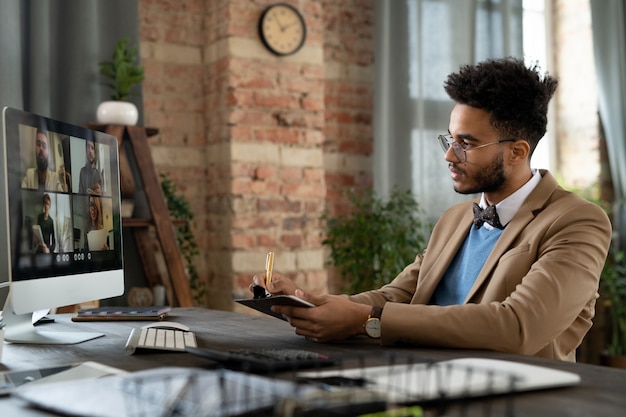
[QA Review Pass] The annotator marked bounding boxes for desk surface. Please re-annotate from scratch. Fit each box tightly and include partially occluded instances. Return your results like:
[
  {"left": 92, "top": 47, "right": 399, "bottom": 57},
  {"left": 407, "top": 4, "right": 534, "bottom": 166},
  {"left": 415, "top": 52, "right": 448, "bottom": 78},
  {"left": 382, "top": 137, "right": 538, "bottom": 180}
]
[{"left": 2, "top": 307, "right": 626, "bottom": 416}]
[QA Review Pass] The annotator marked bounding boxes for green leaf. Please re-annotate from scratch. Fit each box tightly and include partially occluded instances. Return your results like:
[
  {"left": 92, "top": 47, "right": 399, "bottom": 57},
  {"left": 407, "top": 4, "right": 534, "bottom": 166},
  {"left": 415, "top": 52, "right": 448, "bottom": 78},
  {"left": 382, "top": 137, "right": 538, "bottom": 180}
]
[
  {"left": 601, "top": 249, "right": 626, "bottom": 356},
  {"left": 321, "top": 188, "right": 431, "bottom": 294},
  {"left": 98, "top": 37, "right": 145, "bottom": 101},
  {"left": 160, "top": 173, "right": 206, "bottom": 305}
]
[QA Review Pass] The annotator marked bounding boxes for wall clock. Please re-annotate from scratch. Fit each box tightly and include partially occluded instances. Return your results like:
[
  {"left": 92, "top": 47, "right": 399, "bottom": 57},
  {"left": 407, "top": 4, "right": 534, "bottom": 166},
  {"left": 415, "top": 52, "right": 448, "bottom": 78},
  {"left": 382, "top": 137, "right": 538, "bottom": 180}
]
[{"left": 258, "top": 3, "right": 307, "bottom": 56}]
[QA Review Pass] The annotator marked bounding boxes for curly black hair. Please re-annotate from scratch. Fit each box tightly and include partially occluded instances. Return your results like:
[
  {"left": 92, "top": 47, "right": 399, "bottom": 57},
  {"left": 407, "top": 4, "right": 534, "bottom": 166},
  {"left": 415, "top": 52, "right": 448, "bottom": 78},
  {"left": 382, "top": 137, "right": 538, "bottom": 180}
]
[{"left": 444, "top": 57, "right": 558, "bottom": 156}]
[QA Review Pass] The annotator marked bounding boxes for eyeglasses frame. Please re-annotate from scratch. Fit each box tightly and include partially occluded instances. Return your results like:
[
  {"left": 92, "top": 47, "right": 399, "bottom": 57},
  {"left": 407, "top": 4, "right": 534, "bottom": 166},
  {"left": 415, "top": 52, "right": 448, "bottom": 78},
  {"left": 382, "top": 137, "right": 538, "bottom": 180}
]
[{"left": 437, "top": 134, "right": 516, "bottom": 163}]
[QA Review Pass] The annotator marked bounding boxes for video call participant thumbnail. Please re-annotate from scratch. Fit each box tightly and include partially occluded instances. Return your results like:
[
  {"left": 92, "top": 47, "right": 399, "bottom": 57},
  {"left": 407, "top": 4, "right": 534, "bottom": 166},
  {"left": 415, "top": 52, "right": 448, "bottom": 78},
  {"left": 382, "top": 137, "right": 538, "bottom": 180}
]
[{"left": 21, "top": 128, "right": 64, "bottom": 192}]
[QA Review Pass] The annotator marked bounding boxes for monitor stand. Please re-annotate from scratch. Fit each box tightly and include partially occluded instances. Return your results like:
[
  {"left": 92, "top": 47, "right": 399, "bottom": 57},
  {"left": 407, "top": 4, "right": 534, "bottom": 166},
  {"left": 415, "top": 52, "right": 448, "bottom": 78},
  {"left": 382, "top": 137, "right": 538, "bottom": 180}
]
[{"left": 2, "top": 299, "right": 104, "bottom": 344}]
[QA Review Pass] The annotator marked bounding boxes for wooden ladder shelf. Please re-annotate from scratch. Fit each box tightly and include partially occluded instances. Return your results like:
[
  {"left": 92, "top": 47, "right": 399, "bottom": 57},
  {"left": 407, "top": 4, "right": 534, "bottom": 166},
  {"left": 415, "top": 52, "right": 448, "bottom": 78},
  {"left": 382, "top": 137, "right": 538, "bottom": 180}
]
[{"left": 87, "top": 124, "right": 194, "bottom": 307}]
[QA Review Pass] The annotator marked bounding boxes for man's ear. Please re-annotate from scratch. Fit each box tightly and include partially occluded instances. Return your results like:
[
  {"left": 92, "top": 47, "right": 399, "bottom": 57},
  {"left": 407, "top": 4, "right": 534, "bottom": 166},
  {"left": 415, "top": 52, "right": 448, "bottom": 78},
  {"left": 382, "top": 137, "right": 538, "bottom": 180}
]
[{"left": 509, "top": 140, "right": 530, "bottom": 162}]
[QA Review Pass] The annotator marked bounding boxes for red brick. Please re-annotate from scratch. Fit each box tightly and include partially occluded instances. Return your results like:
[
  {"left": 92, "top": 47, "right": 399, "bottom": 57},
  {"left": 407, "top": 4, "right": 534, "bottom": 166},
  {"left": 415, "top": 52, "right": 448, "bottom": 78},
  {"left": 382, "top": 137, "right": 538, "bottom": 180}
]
[
  {"left": 254, "top": 165, "right": 276, "bottom": 180},
  {"left": 282, "top": 183, "right": 326, "bottom": 198},
  {"left": 304, "top": 168, "right": 324, "bottom": 182},
  {"left": 281, "top": 234, "right": 303, "bottom": 248},
  {"left": 228, "top": 90, "right": 254, "bottom": 107},
  {"left": 302, "top": 96, "right": 324, "bottom": 111},
  {"left": 257, "top": 234, "right": 278, "bottom": 247},
  {"left": 255, "top": 128, "right": 300, "bottom": 144},
  {"left": 254, "top": 93, "right": 301, "bottom": 110},
  {"left": 280, "top": 167, "right": 304, "bottom": 182},
  {"left": 232, "top": 234, "right": 256, "bottom": 249}
]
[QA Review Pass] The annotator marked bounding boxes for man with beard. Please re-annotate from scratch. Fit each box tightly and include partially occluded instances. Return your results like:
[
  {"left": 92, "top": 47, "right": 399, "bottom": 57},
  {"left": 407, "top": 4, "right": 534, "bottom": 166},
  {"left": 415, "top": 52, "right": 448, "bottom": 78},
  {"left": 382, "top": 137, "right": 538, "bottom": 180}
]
[
  {"left": 251, "top": 58, "right": 612, "bottom": 362},
  {"left": 78, "top": 137, "right": 102, "bottom": 194},
  {"left": 21, "top": 128, "right": 64, "bottom": 191}
]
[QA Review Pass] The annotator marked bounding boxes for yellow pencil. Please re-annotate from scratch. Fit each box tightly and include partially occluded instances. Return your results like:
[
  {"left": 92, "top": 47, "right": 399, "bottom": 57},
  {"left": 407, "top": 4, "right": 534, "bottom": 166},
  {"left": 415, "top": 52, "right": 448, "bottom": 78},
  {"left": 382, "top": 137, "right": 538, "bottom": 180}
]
[{"left": 265, "top": 252, "right": 274, "bottom": 288}]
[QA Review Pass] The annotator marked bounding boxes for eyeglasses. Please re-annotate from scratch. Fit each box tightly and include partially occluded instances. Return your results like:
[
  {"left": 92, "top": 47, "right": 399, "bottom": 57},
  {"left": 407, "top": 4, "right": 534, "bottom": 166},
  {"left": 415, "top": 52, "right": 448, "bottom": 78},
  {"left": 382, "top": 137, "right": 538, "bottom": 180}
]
[{"left": 437, "top": 134, "right": 515, "bottom": 163}]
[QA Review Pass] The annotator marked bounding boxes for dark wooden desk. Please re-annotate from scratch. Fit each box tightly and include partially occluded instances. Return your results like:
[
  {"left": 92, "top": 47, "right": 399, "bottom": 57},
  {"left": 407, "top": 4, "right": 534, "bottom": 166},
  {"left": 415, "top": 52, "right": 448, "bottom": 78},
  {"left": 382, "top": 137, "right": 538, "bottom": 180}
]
[{"left": 2, "top": 308, "right": 626, "bottom": 416}]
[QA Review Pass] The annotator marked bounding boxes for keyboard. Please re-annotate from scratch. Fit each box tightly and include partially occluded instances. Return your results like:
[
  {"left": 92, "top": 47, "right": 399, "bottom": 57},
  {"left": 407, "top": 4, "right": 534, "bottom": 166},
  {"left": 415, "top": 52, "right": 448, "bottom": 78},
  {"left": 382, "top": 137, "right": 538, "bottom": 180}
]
[
  {"left": 186, "top": 346, "right": 335, "bottom": 373},
  {"left": 125, "top": 323, "right": 197, "bottom": 354}
]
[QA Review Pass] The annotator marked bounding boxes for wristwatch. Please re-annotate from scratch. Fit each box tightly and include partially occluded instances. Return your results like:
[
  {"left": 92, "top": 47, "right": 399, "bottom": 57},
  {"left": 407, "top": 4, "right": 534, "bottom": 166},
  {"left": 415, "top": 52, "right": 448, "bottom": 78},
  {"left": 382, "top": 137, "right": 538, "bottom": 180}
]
[{"left": 364, "top": 306, "right": 383, "bottom": 339}]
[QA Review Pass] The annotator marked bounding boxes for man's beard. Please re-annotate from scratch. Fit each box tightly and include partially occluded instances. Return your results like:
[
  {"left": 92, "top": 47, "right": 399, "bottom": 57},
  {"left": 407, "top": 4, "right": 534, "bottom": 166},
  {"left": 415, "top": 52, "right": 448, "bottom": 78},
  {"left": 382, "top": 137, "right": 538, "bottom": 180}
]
[
  {"left": 454, "top": 152, "right": 506, "bottom": 195},
  {"left": 36, "top": 154, "right": 48, "bottom": 172}
]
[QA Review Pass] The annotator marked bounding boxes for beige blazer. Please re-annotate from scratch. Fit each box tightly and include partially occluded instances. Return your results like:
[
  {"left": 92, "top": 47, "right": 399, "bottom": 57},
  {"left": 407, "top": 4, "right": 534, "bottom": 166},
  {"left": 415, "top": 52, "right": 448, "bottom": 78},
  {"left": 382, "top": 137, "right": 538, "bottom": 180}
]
[
  {"left": 21, "top": 168, "right": 64, "bottom": 192},
  {"left": 350, "top": 170, "right": 612, "bottom": 361}
]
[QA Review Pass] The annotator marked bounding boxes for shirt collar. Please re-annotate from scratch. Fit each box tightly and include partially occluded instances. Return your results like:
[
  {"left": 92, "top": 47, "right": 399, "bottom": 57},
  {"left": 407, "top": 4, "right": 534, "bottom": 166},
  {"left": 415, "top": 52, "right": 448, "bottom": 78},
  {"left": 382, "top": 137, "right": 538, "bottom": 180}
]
[{"left": 478, "top": 169, "right": 542, "bottom": 229}]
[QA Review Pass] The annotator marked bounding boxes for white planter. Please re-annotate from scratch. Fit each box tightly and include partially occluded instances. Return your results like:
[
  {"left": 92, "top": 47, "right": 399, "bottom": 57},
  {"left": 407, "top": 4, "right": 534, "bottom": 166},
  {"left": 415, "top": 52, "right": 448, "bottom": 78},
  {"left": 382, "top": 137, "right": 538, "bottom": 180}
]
[{"left": 96, "top": 101, "right": 139, "bottom": 125}]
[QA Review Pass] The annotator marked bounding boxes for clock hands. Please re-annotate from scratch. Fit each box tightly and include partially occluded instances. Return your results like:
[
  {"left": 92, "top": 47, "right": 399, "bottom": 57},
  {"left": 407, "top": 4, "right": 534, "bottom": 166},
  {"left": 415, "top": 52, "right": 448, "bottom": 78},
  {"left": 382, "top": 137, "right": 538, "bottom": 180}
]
[
  {"left": 280, "top": 20, "right": 299, "bottom": 31},
  {"left": 273, "top": 13, "right": 285, "bottom": 29},
  {"left": 271, "top": 11, "right": 299, "bottom": 32}
]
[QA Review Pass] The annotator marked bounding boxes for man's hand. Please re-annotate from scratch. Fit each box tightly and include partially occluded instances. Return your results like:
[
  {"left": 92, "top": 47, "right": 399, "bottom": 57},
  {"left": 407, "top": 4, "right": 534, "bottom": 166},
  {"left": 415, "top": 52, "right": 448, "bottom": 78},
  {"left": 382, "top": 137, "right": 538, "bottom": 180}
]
[
  {"left": 275, "top": 290, "right": 372, "bottom": 342},
  {"left": 250, "top": 272, "right": 373, "bottom": 342},
  {"left": 251, "top": 272, "right": 299, "bottom": 296}
]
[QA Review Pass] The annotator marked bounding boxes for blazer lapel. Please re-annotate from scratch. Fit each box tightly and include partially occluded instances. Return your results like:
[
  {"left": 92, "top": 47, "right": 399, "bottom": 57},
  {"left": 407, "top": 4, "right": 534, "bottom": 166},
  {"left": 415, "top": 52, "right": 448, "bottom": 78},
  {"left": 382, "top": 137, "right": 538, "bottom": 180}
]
[
  {"left": 464, "top": 170, "right": 558, "bottom": 301},
  {"left": 411, "top": 205, "right": 476, "bottom": 304}
]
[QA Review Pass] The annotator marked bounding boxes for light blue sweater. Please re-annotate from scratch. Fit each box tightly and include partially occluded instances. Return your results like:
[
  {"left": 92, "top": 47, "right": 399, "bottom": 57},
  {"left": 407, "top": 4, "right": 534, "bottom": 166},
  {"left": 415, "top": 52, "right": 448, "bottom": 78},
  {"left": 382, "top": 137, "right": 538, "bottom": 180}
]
[{"left": 432, "top": 226, "right": 504, "bottom": 306}]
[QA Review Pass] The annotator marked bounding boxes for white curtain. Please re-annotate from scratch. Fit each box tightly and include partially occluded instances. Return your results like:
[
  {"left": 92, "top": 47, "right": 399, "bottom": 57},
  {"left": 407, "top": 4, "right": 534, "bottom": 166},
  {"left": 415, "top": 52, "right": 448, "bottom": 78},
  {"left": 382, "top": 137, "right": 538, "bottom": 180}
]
[
  {"left": 374, "top": 0, "right": 523, "bottom": 223},
  {"left": 590, "top": 0, "right": 626, "bottom": 250}
]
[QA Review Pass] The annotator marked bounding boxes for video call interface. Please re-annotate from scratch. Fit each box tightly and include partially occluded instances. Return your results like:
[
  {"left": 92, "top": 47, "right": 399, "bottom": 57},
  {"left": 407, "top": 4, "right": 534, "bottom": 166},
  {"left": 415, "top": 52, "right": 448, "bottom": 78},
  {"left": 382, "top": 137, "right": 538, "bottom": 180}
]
[{"left": 6, "top": 112, "right": 123, "bottom": 281}]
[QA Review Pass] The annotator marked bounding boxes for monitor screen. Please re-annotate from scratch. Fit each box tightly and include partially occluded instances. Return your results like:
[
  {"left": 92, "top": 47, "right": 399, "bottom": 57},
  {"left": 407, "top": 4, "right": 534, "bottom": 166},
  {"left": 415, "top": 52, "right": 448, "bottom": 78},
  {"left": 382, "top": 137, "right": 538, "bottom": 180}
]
[{"left": 0, "top": 106, "right": 124, "bottom": 344}]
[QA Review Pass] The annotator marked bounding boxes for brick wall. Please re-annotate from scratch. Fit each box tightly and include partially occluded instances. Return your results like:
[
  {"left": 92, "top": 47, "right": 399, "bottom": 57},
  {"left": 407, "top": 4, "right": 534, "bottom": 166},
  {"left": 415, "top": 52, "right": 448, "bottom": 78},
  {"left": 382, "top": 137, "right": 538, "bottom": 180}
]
[{"left": 138, "top": 0, "right": 374, "bottom": 310}]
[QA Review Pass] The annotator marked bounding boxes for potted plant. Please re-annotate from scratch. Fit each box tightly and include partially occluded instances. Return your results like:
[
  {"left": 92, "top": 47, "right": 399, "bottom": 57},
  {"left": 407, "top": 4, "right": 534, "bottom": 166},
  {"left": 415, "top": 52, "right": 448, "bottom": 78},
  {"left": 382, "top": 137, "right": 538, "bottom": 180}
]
[
  {"left": 321, "top": 188, "right": 431, "bottom": 294},
  {"left": 96, "top": 37, "right": 144, "bottom": 125},
  {"left": 600, "top": 248, "right": 626, "bottom": 368}
]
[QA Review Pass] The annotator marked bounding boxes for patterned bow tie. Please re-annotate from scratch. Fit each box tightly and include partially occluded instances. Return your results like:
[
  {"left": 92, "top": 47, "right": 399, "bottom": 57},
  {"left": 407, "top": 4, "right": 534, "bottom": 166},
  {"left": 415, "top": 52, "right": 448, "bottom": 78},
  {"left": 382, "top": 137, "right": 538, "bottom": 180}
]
[{"left": 473, "top": 203, "right": 504, "bottom": 229}]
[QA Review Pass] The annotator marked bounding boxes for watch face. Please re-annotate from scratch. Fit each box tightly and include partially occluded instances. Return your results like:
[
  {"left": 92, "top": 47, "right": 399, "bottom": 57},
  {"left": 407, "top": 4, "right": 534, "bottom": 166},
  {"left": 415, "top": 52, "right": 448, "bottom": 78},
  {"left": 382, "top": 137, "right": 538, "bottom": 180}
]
[
  {"left": 259, "top": 4, "right": 306, "bottom": 56},
  {"left": 365, "top": 318, "right": 381, "bottom": 339}
]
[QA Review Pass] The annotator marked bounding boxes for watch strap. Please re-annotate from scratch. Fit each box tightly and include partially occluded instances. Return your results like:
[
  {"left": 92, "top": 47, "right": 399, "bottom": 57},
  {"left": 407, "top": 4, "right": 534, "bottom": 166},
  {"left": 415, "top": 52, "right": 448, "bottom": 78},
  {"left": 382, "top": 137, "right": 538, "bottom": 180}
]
[{"left": 369, "top": 306, "right": 383, "bottom": 320}]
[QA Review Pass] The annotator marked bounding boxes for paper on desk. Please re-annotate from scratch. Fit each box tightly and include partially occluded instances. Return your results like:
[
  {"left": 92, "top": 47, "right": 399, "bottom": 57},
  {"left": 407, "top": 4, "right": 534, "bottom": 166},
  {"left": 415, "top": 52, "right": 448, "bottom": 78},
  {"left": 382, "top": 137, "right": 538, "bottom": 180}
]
[
  {"left": 14, "top": 367, "right": 317, "bottom": 417},
  {"left": 1, "top": 362, "right": 124, "bottom": 397},
  {"left": 31, "top": 309, "right": 50, "bottom": 324},
  {"left": 18, "top": 361, "right": 125, "bottom": 389}
]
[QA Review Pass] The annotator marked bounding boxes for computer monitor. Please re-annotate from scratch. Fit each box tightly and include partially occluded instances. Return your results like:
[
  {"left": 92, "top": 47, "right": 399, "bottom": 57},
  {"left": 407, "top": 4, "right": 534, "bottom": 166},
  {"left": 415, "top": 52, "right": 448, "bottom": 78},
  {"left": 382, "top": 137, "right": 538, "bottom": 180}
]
[{"left": 0, "top": 106, "right": 124, "bottom": 344}]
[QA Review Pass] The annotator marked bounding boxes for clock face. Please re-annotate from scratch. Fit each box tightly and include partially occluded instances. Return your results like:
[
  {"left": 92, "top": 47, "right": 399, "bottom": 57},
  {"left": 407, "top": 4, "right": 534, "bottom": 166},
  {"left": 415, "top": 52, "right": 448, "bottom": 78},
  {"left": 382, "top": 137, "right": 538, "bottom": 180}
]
[{"left": 259, "top": 4, "right": 307, "bottom": 56}]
